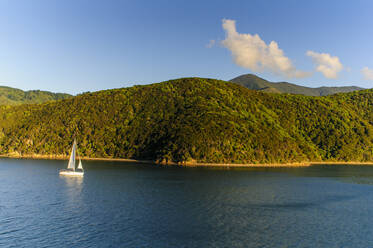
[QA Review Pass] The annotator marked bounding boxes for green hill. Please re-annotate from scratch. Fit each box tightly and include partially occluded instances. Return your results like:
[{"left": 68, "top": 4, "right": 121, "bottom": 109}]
[
  {"left": 230, "top": 74, "right": 365, "bottom": 96},
  {"left": 0, "top": 86, "right": 72, "bottom": 105},
  {"left": 0, "top": 78, "right": 371, "bottom": 164}
]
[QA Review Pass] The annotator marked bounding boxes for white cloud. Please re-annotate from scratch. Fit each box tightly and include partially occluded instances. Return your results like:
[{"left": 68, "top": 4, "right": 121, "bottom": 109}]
[
  {"left": 306, "top": 51, "right": 343, "bottom": 79},
  {"left": 206, "top": 39, "right": 216, "bottom": 48},
  {"left": 221, "top": 19, "right": 310, "bottom": 79},
  {"left": 361, "top": 67, "right": 373, "bottom": 80}
]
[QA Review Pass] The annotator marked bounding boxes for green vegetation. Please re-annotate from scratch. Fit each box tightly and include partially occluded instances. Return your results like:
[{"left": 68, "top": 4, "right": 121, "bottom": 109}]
[
  {"left": 0, "top": 78, "right": 371, "bottom": 164},
  {"left": 0, "top": 86, "right": 71, "bottom": 105},
  {"left": 230, "top": 74, "right": 365, "bottom": 96}
]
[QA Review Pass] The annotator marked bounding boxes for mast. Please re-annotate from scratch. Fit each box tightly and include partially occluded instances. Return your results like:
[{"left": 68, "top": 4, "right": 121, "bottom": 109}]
[{"left": 67, "top": 139, "right": 76, "bottom": 170}]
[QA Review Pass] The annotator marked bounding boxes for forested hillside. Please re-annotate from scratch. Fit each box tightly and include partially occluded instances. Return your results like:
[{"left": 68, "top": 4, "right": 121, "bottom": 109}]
[
  {"left": 0, "top": 78, "right": 371, "bottom": 164},
  {"left": 0, "top": 86, "right": 71, "bottom": 105}
]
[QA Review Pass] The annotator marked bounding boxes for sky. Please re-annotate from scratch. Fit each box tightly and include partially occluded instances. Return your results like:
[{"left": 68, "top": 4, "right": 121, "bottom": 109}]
[{"left": 0, "top": 0, "right": 372, "bottom": 94}]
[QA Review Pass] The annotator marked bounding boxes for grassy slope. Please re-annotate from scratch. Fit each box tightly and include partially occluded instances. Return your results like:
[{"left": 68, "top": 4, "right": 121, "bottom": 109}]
[{"left": 0, "top": 78, "right": 371, "bottom": 164}]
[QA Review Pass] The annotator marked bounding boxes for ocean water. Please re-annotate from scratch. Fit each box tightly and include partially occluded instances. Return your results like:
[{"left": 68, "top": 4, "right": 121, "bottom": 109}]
[{"left": 1, "top": 158, "right": 373, "bottom": 247}]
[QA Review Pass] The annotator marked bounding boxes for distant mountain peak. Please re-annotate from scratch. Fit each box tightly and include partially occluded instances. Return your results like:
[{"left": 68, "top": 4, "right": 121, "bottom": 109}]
[{"left": 230, "top": 74, "right": 365, "bottom": 96}]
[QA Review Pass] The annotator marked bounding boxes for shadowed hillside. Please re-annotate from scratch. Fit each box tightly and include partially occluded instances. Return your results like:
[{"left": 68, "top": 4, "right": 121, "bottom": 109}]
[
  {"left": 0, "top": 78, "right": 371, "bottom": 164},
  {"left": 230, "top": 74, "right": 365, "bottom": 96}
]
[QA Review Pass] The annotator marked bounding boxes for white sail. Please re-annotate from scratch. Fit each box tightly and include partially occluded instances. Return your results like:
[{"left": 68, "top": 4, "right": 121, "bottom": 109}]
[
  {"left": 60, "top": 139, "right": 84, "bottom": 177},
  {"left": 77, "top": 158, "right": 83, "bottom": 170},
  {"left": 67, "top": 140, "right": 76, "bottom": 170}
]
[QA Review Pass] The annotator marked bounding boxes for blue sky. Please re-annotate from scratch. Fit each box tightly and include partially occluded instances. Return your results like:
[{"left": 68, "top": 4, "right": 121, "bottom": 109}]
[{"left": 0, "top": 0, "right": 372, "bottom": 94}]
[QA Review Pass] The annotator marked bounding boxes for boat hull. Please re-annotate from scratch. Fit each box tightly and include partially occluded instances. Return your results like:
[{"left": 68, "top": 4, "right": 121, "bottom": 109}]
[{"left": 59, "top": 170, "right": 84, "bottom": 177}]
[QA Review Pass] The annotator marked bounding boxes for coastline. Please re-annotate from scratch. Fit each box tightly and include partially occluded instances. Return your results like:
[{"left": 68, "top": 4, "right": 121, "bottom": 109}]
[
  {"left": 0, "top": 154, "right": 153, "bottom": 164},
  {"left": 0, "top": 154, "right": 372, "bottom": 167}
]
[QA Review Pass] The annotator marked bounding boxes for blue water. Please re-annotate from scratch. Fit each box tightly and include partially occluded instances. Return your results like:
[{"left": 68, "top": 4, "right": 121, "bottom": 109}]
[{"left": 1, "top": 159, "right": 373, "bottom": 247}]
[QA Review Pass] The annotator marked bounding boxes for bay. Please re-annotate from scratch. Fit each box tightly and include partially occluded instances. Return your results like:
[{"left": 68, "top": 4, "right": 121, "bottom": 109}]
[{"left": 1, "top": 158, "right": 373, "bottom": 247}]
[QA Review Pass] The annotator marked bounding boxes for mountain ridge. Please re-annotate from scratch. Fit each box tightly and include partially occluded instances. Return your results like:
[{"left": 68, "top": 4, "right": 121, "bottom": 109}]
[
  {"left": 0, "top": 85, "right": 72, "bottom": 105},
  {"left": 230, "top": 74, "right": 365, "bottom": 96}
]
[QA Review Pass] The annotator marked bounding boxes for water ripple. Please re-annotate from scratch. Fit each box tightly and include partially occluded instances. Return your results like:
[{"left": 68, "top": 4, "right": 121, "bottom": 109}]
[{"left": 1, "top": 160, "right": 373, "bottom": 247}]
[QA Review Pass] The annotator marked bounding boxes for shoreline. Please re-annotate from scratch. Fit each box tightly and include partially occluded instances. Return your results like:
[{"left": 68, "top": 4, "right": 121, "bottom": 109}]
[
  {"left": 0, "top": 154, "right": 372, "bottom": 167},
  {"left": 0, "top": 154, "right": 154, "bottom": 164}
]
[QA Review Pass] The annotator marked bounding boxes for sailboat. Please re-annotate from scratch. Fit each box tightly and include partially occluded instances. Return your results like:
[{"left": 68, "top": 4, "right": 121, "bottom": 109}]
[{"left": 59, "top": 139, "right": 84, "bottom": 177}]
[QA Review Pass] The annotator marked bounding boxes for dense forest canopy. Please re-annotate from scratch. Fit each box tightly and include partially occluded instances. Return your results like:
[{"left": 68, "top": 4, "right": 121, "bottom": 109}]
[{"left": 0, "top": 78, "right": 371, "bottom": 164}]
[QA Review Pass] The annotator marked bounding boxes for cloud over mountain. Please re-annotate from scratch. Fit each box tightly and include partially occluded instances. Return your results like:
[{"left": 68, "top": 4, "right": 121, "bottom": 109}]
[
  {"left": 361, "top": 67, "right": 373, "bottom": 80},
  {"left": 306, "top": 51, "right": 343, "bottom": 79},
  {"left": 221, "top": 19, "right": 310, "bottom": 79}
]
